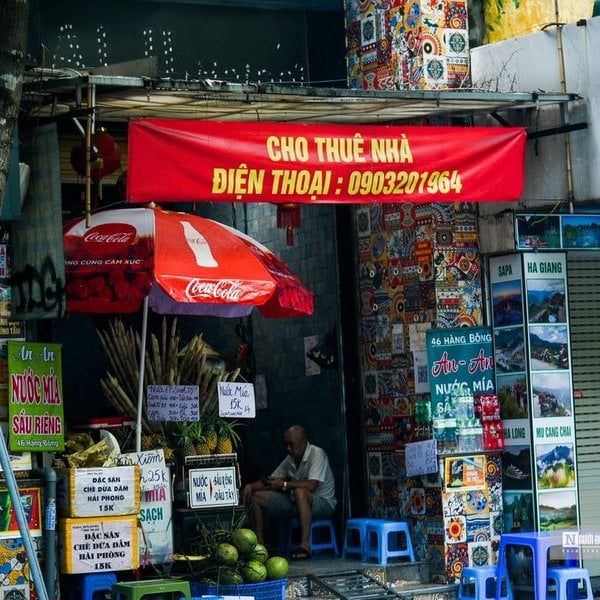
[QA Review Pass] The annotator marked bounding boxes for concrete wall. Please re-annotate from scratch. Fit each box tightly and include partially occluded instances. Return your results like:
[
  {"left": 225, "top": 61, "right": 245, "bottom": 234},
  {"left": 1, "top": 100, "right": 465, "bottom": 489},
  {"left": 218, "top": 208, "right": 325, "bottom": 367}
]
[{"left": 471, "top": 16, "right": 600, "bottom": 214}]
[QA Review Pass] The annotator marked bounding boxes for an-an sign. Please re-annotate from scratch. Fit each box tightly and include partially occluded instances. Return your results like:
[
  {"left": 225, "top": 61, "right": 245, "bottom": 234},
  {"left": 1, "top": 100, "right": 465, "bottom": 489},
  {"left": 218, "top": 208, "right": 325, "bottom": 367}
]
[
  {"left": 8, "top": 340, "right": 64, "bottom": 452},
  {"left": 405, "top": 439, "right": 438, "bottom": 476},
  {"left": 426, "top": 327, "right": 494, "bottom": 409},
  {"left": 188, "top": 466, "right": 238, "bottom": 508},
  {"left": 218, "top": 381, "right": 255, "bottom": 418},
  {"left": 147, "top": 385, "right": 199, "bottom": 422},
  {"left": 127, "top": 120, "right": 527, "bottom": 204}
]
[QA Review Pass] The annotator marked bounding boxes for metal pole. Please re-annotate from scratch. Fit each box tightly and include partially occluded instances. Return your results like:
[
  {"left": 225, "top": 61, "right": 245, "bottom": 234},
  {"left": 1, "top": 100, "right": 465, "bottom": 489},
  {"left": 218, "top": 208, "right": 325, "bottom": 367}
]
[
  {"left": 0, "top": 430, "right": 48, "bottom": 600},
  {"left": 136, "top": 296, "right": 149, "bottom": 452}
]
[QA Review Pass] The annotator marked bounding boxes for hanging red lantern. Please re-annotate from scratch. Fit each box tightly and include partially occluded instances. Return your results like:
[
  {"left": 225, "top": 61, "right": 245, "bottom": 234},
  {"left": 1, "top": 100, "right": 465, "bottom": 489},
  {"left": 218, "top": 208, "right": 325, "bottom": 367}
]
[
  {"left": 70, "top": 128, "right": 121, "bottom": 183},
  {"left": 276, "top": 203, "right": 301, "bottom": 246}
]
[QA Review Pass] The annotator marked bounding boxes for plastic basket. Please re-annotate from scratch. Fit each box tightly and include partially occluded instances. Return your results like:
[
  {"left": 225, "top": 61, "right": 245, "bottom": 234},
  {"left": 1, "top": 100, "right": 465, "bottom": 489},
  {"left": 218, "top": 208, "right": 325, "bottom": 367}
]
[{"left": 191, "top": 578, "right": 285, "bottom": 600}]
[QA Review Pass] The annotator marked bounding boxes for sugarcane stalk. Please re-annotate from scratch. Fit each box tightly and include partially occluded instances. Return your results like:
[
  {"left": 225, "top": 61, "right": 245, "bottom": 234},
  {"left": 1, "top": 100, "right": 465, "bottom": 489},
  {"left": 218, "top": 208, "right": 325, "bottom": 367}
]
[
  {"left": 161, "top": 317, "right": 168, "bottom": 378},
  {"left": 96, "top": 328, "right": 127, "bottom": 385},
  {"left": 144, "top": 347, "right": 156, "bottom": 385},
  {"left": 151, "top": 334, "right": 162, "bottom": 383},
  {"left": 99, "top": 378, "right": 130, "bottom": 417}
]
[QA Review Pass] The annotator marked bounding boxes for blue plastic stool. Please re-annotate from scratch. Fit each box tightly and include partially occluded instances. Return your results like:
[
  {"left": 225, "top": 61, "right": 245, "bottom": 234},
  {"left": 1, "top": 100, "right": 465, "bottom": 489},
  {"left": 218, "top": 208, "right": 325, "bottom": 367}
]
[
  {"left": 363, "top": 520, "right": 415, "bottom": 564},
  {"left": 458, "top": 565, "right": 512, "bottom": 600},
  {"left": 496, "top": 531, "right": 573, "bottom": 600},
  {"left": 547, "top": 567, "right": 593, "bottom": 600},
  {"left": 342, "top": 518, "right": 388, "bottom": 559},
  {"left": 71, "top": 572, "right": 117, "bottom": 600},
  {"left": 288, "top": 518, "right": 339, "bottom": 555}
]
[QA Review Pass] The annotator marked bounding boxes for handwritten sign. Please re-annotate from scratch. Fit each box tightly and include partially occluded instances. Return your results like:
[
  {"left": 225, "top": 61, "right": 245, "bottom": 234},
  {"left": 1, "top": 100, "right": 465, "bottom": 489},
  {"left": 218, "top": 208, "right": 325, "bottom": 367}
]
[
  {"left": 405, "top": 439, "right": 438, "bottom": 476},
  {"left": 117, "top": 450, "right": 173, "bottom": 565},
  {"left": 188, "top": 466, "right": 238, "bottom": 508},
  {"left": 147, "top": 385, "right": 199, "bottom": 422},
  {"left": 218, "top": 382, "right": 255, "bottom": 418},
  {"left": 118, "top": 449, "right": 168, "bottom": 492}
]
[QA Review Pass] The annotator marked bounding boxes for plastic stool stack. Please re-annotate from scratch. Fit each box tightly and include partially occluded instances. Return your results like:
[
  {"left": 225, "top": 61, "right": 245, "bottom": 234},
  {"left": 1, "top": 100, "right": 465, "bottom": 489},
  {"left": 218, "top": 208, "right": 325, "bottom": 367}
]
[
  {"left": 547, "top": 567, "right": 593, "bottom": 600},
  {"left": 71, "top": 572, "right": 117, "bottom": 600},
  {"left": 111, "top": 579, "right": 191, "bottom": 600},
  {"left": 458, "top": 565, "right": 512, "bottom": 600},
  {"left": 363, "top": 520, "right": 415, "bottom": 565},
  {"left": 288, "top": 518, "right": 339, "bottom": 555},
  {"left": 342, "top": 518, "right": 388, "bottom": 559}
]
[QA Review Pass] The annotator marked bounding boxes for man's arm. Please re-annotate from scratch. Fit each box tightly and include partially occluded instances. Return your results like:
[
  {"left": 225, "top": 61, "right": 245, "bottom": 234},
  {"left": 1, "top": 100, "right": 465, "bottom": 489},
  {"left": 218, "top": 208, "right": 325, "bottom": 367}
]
[
  {"left": 241, "top": 478, "right": 269, "bottom": 504},
  {"left": 268, "top": 477, "right": 319, "bottom": 493}
]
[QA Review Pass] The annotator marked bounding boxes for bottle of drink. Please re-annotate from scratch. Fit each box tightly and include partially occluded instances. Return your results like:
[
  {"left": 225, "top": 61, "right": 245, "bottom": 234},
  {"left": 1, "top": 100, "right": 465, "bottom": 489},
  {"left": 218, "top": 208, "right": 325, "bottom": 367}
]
[
  {"left": 181, "top": 221, "right": 219, "bottom": 267},
  {"left": 472, "top": 419, "right": 483, "bottom": 451}
]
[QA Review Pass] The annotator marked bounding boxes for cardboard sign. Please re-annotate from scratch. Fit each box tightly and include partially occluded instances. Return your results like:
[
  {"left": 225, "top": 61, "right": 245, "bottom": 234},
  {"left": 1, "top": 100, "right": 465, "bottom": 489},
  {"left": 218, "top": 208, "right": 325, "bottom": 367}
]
[
  {"left": 188, "top": 466, "right": 238, "bottom": 508},
  {"left": 405, "top": 439, "right": 438, "bottom": 476},
  {"left": 57, "top": 466, "right": 141, "bottom": 518},
  {"left": 218, "top": 382, "right": 255, "bottom": 418},
  {"left": 59, "top": 515, "right": 139, "bottom": 574},
  {"left": 147, "top": 385, "right": 199, "bottom": 422}
]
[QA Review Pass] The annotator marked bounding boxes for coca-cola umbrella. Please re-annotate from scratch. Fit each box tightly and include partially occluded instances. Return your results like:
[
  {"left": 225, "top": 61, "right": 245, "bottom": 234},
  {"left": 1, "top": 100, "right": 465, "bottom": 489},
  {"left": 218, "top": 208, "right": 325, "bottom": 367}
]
[{"left": 63, "top": 206, "right": 314, "bottom": 449}]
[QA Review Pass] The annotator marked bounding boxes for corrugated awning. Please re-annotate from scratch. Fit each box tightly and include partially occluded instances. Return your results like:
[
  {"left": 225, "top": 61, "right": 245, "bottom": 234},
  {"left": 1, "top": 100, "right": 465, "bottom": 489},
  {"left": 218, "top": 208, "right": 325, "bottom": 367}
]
[{"left": 22, "top": 74, "right": 582, "bottom": 126}]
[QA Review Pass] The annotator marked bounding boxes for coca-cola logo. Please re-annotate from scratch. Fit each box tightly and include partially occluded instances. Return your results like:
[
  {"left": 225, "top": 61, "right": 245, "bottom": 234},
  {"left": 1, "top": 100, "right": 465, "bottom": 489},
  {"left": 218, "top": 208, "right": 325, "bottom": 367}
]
[
  {"left": 185, "top": 279, "right": 248, "bottom": 302},
  {"left": 82, "top": 224, "right": 137, "bottom": 248}
]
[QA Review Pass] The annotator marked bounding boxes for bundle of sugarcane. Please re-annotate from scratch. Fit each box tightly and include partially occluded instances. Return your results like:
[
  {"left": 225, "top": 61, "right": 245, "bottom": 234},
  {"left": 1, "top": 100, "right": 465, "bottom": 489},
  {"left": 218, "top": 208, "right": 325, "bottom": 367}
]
[{"left": 96, "top": 317, "right": 237, "bottom": 437}]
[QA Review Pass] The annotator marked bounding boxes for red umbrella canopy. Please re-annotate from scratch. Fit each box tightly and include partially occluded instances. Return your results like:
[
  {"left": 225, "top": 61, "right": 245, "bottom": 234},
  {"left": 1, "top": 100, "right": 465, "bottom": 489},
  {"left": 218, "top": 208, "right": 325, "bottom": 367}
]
[{"left": 63, "top": 207, "right": 314, "bottom": 318}]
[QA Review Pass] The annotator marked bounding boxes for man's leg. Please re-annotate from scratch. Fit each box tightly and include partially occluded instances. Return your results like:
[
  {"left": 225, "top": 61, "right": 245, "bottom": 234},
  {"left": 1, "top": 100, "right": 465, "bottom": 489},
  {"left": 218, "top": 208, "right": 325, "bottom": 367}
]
[
  {"left": 248, "top": 490, "right": 272, "bottom": 544},
  {"left": 292, "top": 488, "right": 314, "bottom": 551}
]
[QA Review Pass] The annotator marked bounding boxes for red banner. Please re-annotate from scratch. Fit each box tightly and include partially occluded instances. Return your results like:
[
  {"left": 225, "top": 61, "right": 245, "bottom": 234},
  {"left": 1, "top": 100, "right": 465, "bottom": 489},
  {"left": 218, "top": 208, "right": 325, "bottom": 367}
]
[{"left": 127, "top": 119, "right": 526, "bottom": 204}]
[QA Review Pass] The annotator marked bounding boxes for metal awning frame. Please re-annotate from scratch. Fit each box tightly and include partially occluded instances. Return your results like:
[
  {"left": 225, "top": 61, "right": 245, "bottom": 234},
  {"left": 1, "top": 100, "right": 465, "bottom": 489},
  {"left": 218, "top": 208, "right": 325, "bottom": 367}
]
[{"left": 21, "top": 72, "right": 584, "bottom": 128}]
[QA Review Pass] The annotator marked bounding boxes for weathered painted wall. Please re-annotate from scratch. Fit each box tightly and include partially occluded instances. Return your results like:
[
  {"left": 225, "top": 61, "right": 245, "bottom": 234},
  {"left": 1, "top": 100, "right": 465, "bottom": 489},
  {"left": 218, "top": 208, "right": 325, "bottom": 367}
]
[
  {"left": 483, "top": 0, "right": 595, "bottom": 44},
  {"left": 471, "top": 16, "right": 600, "bottom": 213}
]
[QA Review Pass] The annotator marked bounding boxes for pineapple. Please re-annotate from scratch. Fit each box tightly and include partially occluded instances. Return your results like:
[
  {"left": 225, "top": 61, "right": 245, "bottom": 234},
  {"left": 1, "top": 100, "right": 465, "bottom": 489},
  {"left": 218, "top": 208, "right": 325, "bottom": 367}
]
[
  {"left": 195, "top": 436, "right": 212, "bottom": 456},
  {"left": 141, "top": 434, "right": 155, "bottom": 450},
  {"left": 214, "top": 418, "right": 241, "bottom": 455},
  {"left": 205, "top": 426, "right": 218, "bottom": 453},
  {"left": 171, "top": 421, "right": 198, "bottom": 457},
  {"left": 216, "top": 435, "right": 233, "bottom": 454}
]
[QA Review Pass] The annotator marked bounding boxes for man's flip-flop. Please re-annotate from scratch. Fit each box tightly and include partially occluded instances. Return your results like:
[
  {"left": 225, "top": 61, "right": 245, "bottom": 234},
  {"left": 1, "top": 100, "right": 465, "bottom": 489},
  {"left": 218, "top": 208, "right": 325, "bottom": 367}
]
[{"left": 291, "top": 546, "right": 312, "bottom": 560}]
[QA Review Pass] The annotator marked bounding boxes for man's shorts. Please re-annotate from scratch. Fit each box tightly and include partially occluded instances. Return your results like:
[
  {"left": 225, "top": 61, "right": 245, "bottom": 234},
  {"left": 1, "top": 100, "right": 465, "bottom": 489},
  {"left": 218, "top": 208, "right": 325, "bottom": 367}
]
[{"left": 265, "top": 490, "right": 334, "bottom": 520}]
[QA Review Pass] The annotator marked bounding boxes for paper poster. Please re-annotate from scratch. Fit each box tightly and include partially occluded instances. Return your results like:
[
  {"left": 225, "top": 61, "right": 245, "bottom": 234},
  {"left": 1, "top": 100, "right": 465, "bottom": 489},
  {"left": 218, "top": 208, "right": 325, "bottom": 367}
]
[{"left": 444, "top": 455, "right": 486, "bottom": 491}]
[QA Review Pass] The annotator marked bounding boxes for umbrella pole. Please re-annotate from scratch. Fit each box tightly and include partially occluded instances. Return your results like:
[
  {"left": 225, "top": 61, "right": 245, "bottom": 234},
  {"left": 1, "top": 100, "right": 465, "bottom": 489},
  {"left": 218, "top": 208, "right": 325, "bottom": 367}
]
[{"left": 136, "top": 296, "right": 149, "bottom": 453}]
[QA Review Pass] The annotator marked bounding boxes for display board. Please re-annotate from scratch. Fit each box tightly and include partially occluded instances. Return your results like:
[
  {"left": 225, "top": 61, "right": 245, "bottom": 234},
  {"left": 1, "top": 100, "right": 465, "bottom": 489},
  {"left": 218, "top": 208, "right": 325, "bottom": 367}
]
[{"left": 489, "top": 252, "right": 579, "bottom": 532}]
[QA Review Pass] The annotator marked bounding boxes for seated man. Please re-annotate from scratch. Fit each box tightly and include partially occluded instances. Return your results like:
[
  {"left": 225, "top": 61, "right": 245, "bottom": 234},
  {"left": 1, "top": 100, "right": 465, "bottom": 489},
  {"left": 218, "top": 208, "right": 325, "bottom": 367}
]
[{"left": 241, "top": 424, "right": 336, "bottom": 559}]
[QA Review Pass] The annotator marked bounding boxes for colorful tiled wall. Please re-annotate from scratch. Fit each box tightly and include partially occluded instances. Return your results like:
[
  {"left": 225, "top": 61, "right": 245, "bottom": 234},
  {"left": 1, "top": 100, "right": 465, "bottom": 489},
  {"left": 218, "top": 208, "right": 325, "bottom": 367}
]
[
  {"left": 355, "top": 201, "right": 495, "bottom": 582},
  {"left": 345, "top": 0, "right": 470, "bottom": 90}
]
